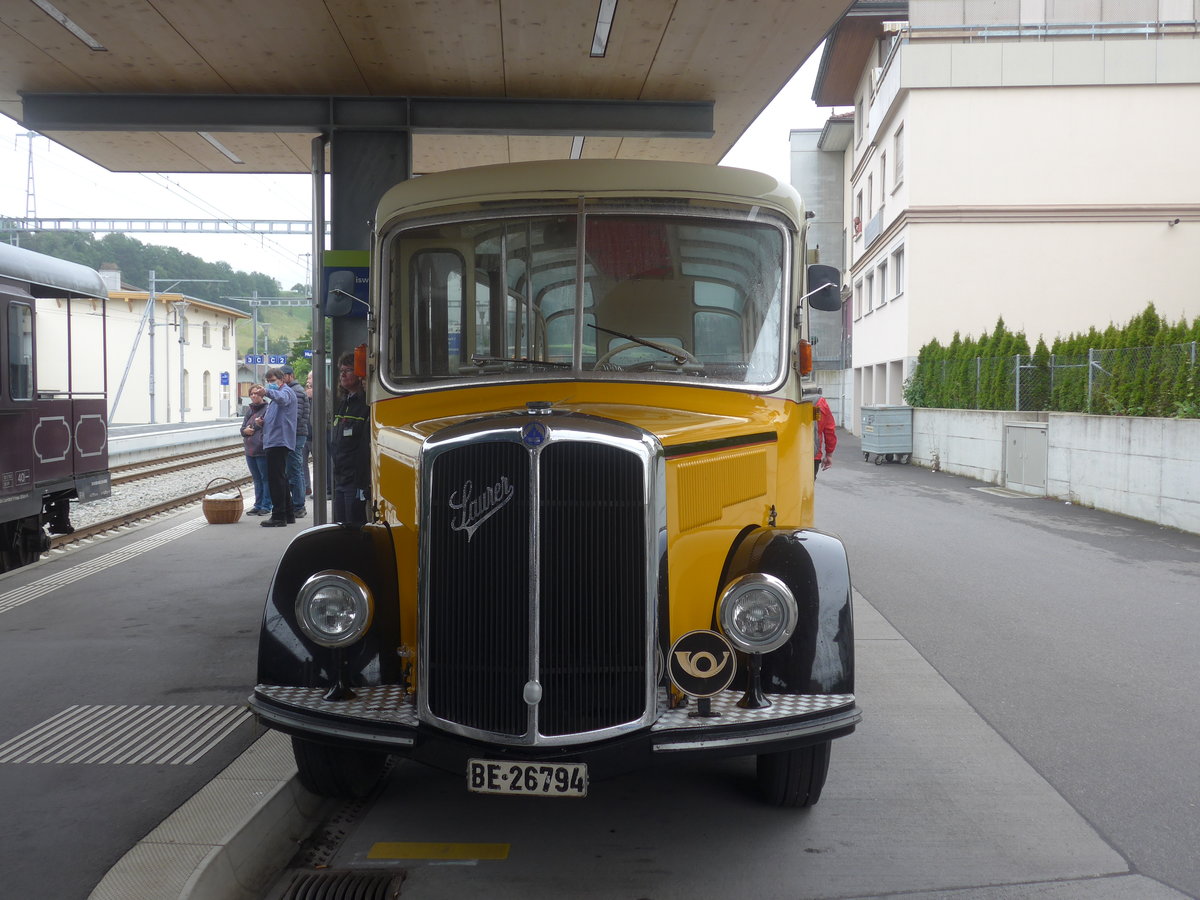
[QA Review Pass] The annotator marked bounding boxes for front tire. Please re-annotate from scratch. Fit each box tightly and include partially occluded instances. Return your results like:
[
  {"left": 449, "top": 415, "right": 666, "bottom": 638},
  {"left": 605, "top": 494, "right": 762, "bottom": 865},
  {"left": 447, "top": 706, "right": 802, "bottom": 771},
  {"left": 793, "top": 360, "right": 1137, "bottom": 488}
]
[
  {"left": 292, "top": 737, "right": 387, "bottom": 799},
  {"left": 756, "top": 741, "right": 831, "bottom": 807}
]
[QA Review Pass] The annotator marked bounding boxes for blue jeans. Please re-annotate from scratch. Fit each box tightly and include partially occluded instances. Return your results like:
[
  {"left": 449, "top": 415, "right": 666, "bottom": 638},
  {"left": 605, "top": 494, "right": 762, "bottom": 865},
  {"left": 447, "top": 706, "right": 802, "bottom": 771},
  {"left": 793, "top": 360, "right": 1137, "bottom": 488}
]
[
  {"left": 246, "top": 454, "right": 271, "bottom": 511},
  {"left": 288, "top": 436, "right": 308, "bottom": 509}
]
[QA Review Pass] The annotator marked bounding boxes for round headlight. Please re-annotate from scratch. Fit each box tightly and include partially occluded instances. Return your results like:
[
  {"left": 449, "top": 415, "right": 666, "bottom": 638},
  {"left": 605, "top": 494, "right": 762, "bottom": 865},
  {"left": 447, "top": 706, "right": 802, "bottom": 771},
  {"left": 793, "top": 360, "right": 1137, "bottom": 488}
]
[
  {"left": 718, "top": 573, "right": 797, "bottom": 654},
  {"left": 295, "top": 571, "right": 373, "bottom": 648}
]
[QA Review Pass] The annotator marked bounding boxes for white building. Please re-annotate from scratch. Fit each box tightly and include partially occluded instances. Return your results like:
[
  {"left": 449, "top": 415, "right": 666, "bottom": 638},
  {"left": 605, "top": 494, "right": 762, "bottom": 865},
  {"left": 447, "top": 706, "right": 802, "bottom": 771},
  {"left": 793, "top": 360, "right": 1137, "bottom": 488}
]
[
  {"left": 35, "top": 266, "right": 249, "bottom": 425},
  {"left": 795, "top": 0, "right": 1200, "bottom": 433}
]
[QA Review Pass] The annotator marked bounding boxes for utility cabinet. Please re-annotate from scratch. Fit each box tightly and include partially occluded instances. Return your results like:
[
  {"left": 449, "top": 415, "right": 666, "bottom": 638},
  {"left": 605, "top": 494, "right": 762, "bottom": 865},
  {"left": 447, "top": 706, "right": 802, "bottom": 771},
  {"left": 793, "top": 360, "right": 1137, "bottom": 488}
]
[{"left": 860, "top": 405, "right": 913, "bottom": 465}]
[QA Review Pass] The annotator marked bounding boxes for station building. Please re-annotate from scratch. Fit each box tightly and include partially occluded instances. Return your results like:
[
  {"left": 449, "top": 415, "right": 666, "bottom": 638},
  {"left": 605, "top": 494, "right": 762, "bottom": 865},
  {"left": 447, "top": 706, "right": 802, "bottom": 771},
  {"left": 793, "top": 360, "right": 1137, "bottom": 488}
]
[
  {"left": 793, "top": 0, "right": 1200, "bottom": 431},
  {"left": 34, "top": 264, "right": 249, "bottom": 425}
]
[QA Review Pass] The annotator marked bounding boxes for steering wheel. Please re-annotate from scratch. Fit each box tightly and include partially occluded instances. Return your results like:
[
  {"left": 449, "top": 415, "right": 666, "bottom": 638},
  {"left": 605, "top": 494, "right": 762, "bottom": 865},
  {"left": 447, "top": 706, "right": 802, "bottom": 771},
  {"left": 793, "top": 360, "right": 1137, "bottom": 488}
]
[{"left": 594, "top": 341, "right": 700, "bottom": 368}]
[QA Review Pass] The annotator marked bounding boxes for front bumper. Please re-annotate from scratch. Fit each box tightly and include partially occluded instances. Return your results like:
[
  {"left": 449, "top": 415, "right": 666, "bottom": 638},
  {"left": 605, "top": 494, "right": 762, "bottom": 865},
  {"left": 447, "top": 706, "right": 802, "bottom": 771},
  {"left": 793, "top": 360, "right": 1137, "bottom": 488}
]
[{"left": 250, "top": 684, "right": 860, "bottom": 778}]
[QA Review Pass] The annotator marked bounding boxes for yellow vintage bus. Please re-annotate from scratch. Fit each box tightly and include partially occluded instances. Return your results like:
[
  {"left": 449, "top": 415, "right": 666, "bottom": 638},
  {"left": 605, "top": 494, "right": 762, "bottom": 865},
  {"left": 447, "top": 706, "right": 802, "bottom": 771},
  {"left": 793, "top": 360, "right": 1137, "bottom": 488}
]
[{"left": 252, "top": 159, "right": 858, "bottom": 807}]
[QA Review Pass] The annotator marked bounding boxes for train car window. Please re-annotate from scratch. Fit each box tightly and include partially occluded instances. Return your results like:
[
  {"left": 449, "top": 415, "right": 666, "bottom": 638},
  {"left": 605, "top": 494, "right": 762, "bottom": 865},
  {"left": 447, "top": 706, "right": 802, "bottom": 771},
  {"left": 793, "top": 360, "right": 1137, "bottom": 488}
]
[{"left": 8, "top": 301, "right": 33, "bottom": 401}]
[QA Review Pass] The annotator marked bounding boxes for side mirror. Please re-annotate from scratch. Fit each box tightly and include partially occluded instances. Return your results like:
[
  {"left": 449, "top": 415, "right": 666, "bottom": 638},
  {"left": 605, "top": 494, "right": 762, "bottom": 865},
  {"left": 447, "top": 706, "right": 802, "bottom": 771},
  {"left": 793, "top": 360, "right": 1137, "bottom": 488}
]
[
  {"left": 325, "top": 269, "right": 359, "bottom": 317},
  {"left": 806, "top": 264, "right": 842, "bottom": 312}
]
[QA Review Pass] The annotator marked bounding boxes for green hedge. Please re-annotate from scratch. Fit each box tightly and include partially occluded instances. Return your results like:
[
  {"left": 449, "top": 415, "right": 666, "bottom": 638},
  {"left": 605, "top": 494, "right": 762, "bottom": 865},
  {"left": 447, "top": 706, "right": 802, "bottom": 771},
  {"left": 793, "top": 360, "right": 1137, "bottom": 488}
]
[{"left": 904, "top": 305, "right": 1200, "bottom": 418}]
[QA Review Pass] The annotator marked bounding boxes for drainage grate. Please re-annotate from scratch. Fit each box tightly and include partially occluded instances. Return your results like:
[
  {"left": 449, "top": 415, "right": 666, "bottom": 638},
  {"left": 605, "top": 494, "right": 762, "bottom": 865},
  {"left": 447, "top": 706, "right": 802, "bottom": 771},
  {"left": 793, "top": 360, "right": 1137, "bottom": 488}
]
[
  {"left": 276, "top": 870, "right": 404, "bottom": 900},
  {"left": 0, "top": 704, "right": 251, "bottom": 765}
]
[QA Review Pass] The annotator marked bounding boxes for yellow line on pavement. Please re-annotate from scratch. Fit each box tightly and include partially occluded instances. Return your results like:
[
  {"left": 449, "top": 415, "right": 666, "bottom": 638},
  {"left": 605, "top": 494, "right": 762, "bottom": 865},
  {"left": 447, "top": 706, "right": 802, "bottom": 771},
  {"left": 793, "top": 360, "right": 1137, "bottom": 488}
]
[{"left": 367, "top": 842, "right": 510, "bottom": 860}]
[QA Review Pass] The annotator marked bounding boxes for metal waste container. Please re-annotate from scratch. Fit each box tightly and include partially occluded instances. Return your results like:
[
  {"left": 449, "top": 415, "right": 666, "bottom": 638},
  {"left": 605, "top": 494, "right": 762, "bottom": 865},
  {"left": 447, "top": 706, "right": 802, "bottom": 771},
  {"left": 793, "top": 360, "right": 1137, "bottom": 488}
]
[{"left": 860, "top": 405, "right": 912, "bottom": 465}]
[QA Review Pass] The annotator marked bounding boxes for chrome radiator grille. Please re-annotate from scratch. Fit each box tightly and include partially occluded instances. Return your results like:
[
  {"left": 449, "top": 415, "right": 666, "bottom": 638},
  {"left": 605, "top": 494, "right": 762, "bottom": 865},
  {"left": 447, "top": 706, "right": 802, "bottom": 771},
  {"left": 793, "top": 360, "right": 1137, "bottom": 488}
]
[{"left": 421, "top": 418, "right": 655, "bottom": 744}]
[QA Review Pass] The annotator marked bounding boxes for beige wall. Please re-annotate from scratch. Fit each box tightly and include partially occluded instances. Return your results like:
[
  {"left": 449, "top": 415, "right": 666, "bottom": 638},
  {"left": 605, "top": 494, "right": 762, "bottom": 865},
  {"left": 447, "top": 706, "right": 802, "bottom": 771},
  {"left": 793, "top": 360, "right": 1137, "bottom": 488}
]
[{"left": 907, "top": 83, "right": 1200, "bottom": 207}]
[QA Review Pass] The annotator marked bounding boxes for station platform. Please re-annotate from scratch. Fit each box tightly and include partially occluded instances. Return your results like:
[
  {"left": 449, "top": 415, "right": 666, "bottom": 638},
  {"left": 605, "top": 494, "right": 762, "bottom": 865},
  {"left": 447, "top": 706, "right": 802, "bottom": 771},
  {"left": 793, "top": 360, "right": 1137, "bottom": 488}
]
[
  {"left": 90, "top": 585, "right": 1190, "bottom": 900},
  {"left": 2, "top": 486, "right": 1191, "bottom": 899}
]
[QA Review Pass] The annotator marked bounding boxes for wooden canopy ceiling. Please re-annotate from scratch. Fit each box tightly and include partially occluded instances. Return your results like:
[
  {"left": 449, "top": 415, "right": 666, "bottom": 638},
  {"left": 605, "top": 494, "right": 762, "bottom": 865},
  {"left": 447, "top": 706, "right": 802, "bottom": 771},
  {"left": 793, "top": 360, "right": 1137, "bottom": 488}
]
[{"left": 1, "top": 0, "right": 852, "bottom": 175}]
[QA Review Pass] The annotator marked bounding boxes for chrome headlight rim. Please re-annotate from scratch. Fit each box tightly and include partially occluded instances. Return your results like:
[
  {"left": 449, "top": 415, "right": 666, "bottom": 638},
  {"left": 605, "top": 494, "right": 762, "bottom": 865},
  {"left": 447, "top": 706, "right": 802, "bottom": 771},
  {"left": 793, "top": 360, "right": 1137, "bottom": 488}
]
[
  {"left": 717, "top": 572, "right": 798, "bottom": 655},
  {"left": 295, "top": 570, "right": 374, "bottom": 649}
]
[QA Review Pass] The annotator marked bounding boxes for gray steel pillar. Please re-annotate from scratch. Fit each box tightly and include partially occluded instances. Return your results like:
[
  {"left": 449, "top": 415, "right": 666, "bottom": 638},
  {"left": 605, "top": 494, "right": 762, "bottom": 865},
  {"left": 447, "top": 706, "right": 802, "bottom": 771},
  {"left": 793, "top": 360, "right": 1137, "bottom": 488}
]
[{"left": 329, "top": 131, "right": 412, "bottom": 363}]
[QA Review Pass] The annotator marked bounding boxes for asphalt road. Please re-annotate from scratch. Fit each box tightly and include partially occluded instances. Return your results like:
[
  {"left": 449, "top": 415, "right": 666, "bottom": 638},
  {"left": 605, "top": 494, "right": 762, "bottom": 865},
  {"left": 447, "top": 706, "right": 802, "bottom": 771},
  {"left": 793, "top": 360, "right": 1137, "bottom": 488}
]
[{"left": 816, "top": 431, "right": 1200, "bottom": 898}]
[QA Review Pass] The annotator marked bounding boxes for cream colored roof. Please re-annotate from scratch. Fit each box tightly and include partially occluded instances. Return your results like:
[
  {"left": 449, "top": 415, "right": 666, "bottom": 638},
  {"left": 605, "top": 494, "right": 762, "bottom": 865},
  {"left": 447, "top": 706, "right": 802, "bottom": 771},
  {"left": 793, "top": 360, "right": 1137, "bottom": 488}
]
[{"left": 376, "top": 159, "right": 804, "bottom": 224}]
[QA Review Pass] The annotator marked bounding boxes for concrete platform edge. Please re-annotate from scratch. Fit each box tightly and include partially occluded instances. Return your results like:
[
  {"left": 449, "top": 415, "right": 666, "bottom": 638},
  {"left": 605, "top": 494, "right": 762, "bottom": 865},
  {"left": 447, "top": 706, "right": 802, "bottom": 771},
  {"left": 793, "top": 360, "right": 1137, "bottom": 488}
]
[{"left": 88, "top": 730, "right": 329, "bottom": 900}]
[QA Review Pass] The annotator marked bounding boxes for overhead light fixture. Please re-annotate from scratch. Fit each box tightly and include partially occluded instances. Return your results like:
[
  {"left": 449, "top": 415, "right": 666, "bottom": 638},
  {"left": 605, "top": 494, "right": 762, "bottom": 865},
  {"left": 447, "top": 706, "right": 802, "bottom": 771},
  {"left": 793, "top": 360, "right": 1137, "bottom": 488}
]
[
  {"left": 570, "top": 136, "right": 585, "bottom": 159},
  {"left": 29, "top": 0, "right": 107, "bottom": 51},
  {"left": 198, "top": 132, "right": 244, "bottom": 165},
  {"left": 590, "top": 0, "right": 618, "bottom": 57}
]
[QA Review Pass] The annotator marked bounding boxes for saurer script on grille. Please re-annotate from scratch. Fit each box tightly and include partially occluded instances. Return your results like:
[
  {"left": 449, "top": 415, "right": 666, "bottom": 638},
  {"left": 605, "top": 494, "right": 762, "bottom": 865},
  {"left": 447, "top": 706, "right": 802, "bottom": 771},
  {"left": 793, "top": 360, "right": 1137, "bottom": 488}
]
[{"left": 449, "top": 477, "right": 515, "bottom": 541}]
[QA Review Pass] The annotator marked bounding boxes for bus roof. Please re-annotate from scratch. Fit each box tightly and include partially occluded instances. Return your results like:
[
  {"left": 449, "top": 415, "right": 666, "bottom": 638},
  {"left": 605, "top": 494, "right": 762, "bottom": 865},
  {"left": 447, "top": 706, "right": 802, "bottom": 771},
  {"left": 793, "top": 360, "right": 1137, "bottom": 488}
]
[{"left": 376, "top": 159, "right": 804, "bottom": 227}]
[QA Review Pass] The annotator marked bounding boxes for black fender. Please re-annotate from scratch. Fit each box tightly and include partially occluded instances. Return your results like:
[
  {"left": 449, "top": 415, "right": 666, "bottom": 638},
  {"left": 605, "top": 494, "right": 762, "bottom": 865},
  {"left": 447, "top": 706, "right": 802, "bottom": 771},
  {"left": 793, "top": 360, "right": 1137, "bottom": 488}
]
[
  {"left": 719, "top": 527, "right": 854, "bottom": 695},
  {"left": 256, "top": 522, "right": 403, "bottom": 689}
]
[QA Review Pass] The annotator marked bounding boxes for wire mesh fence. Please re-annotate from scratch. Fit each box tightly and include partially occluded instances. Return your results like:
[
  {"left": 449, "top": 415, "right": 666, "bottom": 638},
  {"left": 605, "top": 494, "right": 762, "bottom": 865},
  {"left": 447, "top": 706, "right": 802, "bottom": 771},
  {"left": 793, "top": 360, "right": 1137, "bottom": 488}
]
[{"left": 910, "top": 342, "right": 1200, "bottom": 416}]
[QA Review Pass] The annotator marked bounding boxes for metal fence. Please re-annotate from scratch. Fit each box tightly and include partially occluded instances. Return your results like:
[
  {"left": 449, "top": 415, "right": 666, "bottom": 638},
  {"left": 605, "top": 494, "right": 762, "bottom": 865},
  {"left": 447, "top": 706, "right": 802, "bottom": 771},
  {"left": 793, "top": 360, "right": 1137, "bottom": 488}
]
[{"left": 918, "top": 342, "right": 1200, "bottom": 416}]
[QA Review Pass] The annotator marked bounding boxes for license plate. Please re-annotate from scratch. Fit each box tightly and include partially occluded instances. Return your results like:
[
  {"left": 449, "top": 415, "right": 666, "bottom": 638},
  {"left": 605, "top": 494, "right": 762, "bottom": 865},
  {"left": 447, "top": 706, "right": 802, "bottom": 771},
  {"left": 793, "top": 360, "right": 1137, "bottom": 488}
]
[{"left": 467, "top": 759, "right": 588, "bottom": 797}]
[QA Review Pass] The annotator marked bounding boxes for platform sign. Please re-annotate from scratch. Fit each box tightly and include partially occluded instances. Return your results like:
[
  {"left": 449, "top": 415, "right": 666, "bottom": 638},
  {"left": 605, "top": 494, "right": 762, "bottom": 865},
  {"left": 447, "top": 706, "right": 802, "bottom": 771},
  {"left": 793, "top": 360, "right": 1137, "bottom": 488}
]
[
  {"left": 303, "top": 349, "right": 313, "bottom": 359},
  {"left": 269, "top": 355, "right": 287, "bottom": 365},
  {"left": 323, "top": 250, "right": 370, "bottom": 318},
  {"left": 245, "top": 354, "right": 265, "bottom": 365},
  {"left": 220, "top": 371, "right": 230, "bottom": 386}
]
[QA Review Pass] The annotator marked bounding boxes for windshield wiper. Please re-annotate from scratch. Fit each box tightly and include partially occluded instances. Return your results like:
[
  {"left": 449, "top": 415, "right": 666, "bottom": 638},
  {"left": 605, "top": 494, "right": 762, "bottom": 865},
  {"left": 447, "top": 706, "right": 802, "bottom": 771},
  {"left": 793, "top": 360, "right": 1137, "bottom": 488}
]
[
  {"left": 587, "top": 324, "right": 690, "bottom": 366},
  {"left": 471, "top": 355, "right": 571, "bottom": 369}
]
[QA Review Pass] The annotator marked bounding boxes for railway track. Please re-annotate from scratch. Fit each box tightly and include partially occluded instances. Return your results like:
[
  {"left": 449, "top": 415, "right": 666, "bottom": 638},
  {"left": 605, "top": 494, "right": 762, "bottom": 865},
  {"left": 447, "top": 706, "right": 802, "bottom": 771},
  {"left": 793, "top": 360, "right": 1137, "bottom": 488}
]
[
  {"left": 110, "top": 443, "right": 244, "bottom": 485},
  {"left": 49, "top": 474, "right": 255, "bottom": 553}
]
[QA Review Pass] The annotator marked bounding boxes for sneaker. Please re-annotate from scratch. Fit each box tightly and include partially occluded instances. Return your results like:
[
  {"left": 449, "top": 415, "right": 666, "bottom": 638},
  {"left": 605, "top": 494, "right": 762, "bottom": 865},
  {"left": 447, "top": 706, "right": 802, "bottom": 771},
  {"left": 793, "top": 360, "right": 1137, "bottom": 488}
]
[
  {"left": 246, "top": 508, "right": 266, "bottom": 516},
  {"left": 261, "top": 518, "right": 287, "bottom": 528},
  {"left": 294, "top": 507, "right": 307, "bottom": 518}
]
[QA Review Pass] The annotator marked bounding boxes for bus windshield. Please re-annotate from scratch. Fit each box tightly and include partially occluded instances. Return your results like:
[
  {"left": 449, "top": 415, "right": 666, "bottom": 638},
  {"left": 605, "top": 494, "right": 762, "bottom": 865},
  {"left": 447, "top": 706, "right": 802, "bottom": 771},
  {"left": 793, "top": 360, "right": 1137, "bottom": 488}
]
[{"left": 382, "top": 204, "right": 790, "bottom": 390}]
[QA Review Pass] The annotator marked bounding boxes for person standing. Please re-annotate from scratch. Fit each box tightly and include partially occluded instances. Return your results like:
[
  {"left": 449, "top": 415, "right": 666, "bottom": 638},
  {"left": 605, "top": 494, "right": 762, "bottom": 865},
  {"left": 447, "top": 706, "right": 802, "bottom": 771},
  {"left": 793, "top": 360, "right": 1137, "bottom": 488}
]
[
  {"left": 814, "top": 394, "right": 837, "bottom": 478},
  {"left": 282, "top": 365, "right": 310, "bottom": 518},
  {"left": 240, "top": 384, "right": 271, "bottom": 515},
  {"left": 261, "top": 367, "right": 298, "bottom": 527},
  {"left": 331, "top": 353, "right": 371, "bottom": 526}
]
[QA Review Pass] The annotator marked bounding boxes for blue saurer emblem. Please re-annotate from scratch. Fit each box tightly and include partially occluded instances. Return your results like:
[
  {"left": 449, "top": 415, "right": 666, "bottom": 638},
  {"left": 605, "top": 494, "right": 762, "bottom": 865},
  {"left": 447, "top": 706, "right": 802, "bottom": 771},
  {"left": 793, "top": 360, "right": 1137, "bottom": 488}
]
[{"left": 522, "top": 421, "right": 548, "bottom": 448}]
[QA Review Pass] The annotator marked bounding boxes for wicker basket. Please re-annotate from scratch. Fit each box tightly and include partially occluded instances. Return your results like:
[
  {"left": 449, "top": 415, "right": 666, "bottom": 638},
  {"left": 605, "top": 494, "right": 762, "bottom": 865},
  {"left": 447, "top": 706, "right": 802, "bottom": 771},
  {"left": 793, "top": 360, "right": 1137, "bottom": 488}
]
[{"left": 201, "top": 477, "right": 244, "bottom": 524}]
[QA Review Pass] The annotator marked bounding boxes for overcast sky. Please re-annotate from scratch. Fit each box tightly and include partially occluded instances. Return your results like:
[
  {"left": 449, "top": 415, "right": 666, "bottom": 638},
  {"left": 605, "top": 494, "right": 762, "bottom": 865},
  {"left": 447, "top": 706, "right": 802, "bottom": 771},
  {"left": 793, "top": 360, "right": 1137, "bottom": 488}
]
[{"left": 1, "top": 51, "right": 836, "bottom": 289}]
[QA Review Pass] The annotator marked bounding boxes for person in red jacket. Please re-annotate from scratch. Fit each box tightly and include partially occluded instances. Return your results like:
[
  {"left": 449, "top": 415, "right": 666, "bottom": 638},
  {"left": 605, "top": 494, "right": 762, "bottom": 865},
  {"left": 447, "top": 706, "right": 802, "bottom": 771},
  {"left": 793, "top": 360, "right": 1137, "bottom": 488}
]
[{"left": 814, "top": 395, "right": 837, "bottom": 478}]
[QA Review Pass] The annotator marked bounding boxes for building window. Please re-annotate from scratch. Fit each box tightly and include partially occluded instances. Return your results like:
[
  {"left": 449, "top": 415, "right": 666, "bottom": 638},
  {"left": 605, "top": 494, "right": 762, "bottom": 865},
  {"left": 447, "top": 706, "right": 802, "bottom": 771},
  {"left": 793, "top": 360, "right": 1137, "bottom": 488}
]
[
  {"left": 877, "top": 260, "right": 888, "bottom": 306},
  {"left": 854, "top": 191, "right": 863, "bottom": 238},
  {"left": 892, "top": 247, "right": 905, "bottom": 296},
  {"left": 894, "top": 125, "right": 905, "bottom": 185},
  {"left": 182, "top": 368, "right": 190, "bottom": 412},
  {"left": 867, "top": 174, "right": 874, "bottom": 216},
  {"left": 865, "top": 272, "right": 874, "bottom": 313},
  {"left": 854, "top": 279, "right": 864, "bottom": 320},
  {"left": 202, "top": 320, "right": 212, "bottom": 347},
  {"left": 203, "top": 371, "right": 212, "bottom": 409},
  {"left": 221, "top": 324, "right": 230, "bottom": 349},
  {"left": 880, "top": 151, "right": 888, "bottom": 197},
  {"left": 855, "top": 96, "right": 864, "bottom": 145}
]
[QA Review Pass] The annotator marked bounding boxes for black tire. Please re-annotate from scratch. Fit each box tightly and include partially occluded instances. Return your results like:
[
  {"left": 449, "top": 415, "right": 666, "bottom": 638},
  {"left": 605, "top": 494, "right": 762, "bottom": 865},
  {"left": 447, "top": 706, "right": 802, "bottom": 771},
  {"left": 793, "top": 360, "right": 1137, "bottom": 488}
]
[
  {"left": 756, "top": 741, "right": 831, "bottom": 808},
  {"left": 874, "top": 454, "right": 884, "bottom": 465},
  {"left": 292, "top": 736, "right": 387, "bottom": 799}
]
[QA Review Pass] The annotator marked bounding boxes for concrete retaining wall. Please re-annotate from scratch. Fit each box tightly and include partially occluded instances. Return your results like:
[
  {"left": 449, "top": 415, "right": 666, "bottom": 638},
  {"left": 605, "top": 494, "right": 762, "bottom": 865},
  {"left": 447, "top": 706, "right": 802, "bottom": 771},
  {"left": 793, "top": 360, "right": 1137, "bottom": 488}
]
[{"left": 904, "top": 409, "right": 1200, "bottom": 536}]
